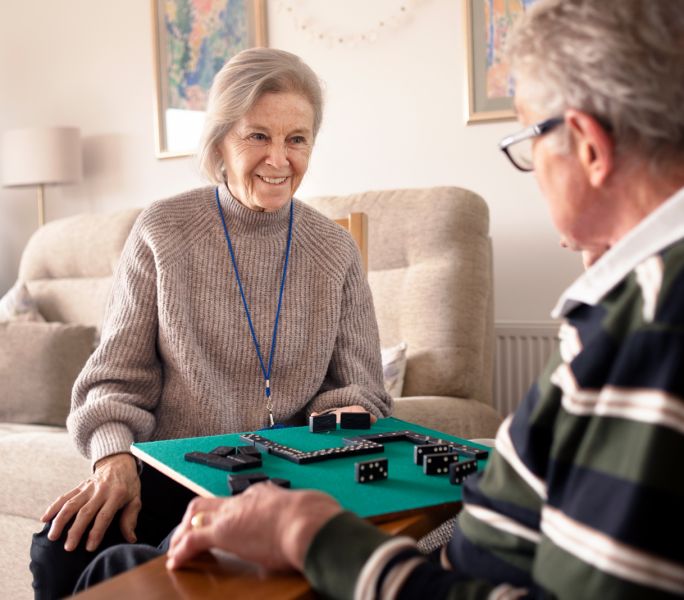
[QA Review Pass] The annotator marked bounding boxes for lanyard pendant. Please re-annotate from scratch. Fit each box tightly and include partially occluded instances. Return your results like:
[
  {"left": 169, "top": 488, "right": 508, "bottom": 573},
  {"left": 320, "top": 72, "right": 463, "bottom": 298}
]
[{"left": 266, "top": 380, "right": 274, "bottom": 426}]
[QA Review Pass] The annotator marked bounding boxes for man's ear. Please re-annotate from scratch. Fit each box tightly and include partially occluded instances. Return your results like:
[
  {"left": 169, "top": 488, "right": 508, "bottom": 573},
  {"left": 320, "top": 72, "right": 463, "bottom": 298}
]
[{"left": 564, "top": 109, "right": 614, "bottom": 187}]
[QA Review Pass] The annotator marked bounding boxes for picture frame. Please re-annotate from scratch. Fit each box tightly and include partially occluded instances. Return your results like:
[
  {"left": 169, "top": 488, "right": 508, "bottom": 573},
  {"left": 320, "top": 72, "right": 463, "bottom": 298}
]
[
  {"left": 464, "top": 0, "right": 535, "bottom": 124},
  {"left": 152, "top": 0, "right": 268, "bottom": 159}
]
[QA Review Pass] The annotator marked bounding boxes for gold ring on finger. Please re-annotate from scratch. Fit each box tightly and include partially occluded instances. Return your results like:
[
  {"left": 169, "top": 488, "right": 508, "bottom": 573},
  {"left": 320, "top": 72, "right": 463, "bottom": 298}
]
[{"left": 191, "top": 512, "right": 206, "bottom": 529}]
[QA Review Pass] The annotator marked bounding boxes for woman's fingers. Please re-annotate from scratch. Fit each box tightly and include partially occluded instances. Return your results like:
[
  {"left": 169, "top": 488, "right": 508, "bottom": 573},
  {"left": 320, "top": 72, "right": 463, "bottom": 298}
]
[
  {"left": 41, "top": 487, "right": 81, "bottom": 523},
  {"left": 63, "top": 495, "right": 103, "bottom": 551},
  {"left": 118, "top": 495, "right": 143, "bottom": 543},
  {"left": 46, "top": 486, "right": 91, "bottom": 542},
  {"left": 45, "top": 454, "right": 142, "bottom": 552}
]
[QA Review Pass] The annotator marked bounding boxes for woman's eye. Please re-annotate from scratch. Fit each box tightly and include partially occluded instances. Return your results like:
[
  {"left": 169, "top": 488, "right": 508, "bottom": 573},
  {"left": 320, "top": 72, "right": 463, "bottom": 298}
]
[
  {"left": 249, "top": 133, "right": 267, "bottom": 142},
  {"left": 290, "top": 136, "right": 307, "bottom": 145}
]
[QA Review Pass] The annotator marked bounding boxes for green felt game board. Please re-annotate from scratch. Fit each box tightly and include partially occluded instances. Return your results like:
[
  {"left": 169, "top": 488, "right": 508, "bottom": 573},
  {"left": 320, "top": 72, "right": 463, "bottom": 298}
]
[{"left": 131, "top": 417, "right": 490, "bottom": 519}]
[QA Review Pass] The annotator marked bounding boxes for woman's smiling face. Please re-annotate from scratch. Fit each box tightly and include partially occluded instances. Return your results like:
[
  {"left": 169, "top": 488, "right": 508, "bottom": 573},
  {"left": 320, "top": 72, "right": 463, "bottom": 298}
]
[{"left": 220, "top": 91, "right": 315, "bottom": 212}]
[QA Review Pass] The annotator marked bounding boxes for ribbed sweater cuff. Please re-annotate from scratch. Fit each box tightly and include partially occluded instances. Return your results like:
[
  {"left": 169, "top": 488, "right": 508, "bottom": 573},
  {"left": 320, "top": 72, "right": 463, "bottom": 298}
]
[
  {"left": 304, "top": 511, "right": 394, "bottom": 600},
  {"left": 88, "top": 422, "right": 135, "bottom": 468}
]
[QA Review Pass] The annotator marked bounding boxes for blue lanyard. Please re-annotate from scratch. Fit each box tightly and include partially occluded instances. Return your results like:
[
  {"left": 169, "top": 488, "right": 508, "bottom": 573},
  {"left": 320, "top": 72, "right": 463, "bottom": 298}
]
[{"left": 215, "top": 187, "right": 294, "bottom": 427}]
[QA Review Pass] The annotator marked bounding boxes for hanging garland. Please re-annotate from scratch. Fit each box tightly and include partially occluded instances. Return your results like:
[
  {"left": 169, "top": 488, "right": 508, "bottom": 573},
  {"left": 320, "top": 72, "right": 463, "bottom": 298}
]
[{"left": 273, "top": 0, "right": 423, "bottom": 46}]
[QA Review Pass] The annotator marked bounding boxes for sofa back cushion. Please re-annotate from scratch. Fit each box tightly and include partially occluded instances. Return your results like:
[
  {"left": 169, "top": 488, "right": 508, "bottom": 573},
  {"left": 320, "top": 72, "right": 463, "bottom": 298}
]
[
  {"left": 18, "top": 209, "right": 141, "bottom": 333},
  {"left": 0, "top": 321, "right": 96, "bottom": 426},
  {"left": 305, "top": 187, "right": 493, "bottom": 404}
]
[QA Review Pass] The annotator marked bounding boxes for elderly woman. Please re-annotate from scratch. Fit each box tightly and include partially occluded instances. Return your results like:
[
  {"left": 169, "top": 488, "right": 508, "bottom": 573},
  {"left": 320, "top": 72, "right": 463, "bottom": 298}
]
[
  {"left": 163, "top": 1, "right": 684, "bottom": 598},
  {"left": 30, "top": 48, "right": 391, "bottom": 598}
]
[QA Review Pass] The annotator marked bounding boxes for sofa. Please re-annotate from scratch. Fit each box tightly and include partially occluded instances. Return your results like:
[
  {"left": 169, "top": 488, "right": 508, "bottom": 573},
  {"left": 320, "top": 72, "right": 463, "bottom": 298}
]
[{"left": 0, "top": 186, "right": 501, "bottom": 599}]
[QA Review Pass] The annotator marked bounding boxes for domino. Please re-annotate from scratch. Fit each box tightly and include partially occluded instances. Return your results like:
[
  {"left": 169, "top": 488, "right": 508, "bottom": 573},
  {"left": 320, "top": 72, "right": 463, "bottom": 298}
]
[
  {"left": 423, "top": 453, "right": 459, "bottom": 475},
  {"left": 209, "top": 445, "right": 262, "bottom": 459},
  {"left": 240, "top": 432, "right": 384, "bottom": 464},
  {"left": 228, "top": 453, "right": 263, "bottom": 470},
  {"left": 346, "top": 431, "right": 419, "bottom": 445},
  {"left": 309, "top": 413, "right": 337, "bottom": 433},
  {"left": 185, "top": 451, "right": 234, "bottom": 470},
  {"left": 340, "top": 412, "right": 372, "bottom": 429},
  {"left": 184, "top": 450, "right": 262, "bottom": 472},
  {"left": 449, "top": 458, "right": 478, "bottom": 484},
  {"left": 236, "top": 445, "right": 262, "bottom": 457},
  {"left": 228, "top": 478, "right": 253, "bottom": 495},
  {"left": 210, "top": 446, "right": 236, "bottom": 456},
  {"left": 269, "top": 477, "right": 291, "bottom": 489},
  {"left": 228, "top": 473, "right": 291, "bottom": 495},
  {"left": 447, "top": 443, "right": 489, "bottom": 460},
  {"left": 227, "top": 472, "right": 270, "bottom": 484},
  {"left": 414, "top": 444, "right": 450, "bottom": 465},
  {"left": 355, "top": 458, "right": 388, "bottom": 483}
]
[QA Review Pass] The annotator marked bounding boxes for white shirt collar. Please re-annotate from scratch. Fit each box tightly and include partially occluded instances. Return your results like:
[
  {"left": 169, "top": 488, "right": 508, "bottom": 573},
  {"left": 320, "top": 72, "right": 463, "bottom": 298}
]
[{"left": 552, "top": 186, "right": 684, "bottom": 318}]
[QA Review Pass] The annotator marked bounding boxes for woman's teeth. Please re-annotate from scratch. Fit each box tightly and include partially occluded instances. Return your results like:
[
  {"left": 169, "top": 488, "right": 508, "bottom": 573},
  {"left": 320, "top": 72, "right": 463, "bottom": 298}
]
[{"left": 259, "top": 175, "right": 287, "bottom": 184}]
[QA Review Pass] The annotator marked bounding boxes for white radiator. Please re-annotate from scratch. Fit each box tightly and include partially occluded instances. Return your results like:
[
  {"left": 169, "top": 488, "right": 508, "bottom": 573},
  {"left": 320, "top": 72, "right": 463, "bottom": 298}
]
[{"left": 493, "top": 322, "right": 559, "bottom": 416}]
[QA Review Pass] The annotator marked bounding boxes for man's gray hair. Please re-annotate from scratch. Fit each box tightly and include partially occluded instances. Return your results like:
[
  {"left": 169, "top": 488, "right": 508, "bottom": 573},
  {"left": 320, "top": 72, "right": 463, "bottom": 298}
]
[
  {"left": 198, "top": 48, "right": 324, "bottom": 183},
  {"left": 508, "top": 0, "right": 684, "bottom": 166}
]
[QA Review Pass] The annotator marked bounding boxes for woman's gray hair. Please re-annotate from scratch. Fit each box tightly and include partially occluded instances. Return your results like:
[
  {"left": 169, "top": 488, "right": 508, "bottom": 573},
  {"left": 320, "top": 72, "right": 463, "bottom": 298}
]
[
  {"left": 198, "top": 47, "right": 324, "bottom": 183},
  {"left": 507, "top": 0, "right": 684, "bottom": 166}
]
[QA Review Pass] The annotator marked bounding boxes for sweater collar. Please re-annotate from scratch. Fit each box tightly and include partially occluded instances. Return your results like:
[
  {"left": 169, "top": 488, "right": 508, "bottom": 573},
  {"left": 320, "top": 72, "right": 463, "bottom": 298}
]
[{"left": 216, "top": 183, "right": 293, "bottom": 237}]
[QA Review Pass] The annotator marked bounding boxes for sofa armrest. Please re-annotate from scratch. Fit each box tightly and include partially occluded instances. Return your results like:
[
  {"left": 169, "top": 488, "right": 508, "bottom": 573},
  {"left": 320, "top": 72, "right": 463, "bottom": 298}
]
[{"left": 392, "top": 396, "right": 502, "bottom": 440}]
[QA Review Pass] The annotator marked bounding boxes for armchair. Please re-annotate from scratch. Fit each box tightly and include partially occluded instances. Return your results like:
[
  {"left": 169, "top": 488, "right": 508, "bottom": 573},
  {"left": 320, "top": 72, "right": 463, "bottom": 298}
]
[{"left": 305, "top": 187, "right": 501, "bottom": 439}]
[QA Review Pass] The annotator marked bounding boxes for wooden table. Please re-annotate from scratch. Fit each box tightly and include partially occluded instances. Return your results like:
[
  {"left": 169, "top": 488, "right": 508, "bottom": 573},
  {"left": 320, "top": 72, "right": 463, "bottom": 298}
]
[{"left": 74, "top": 503, "right": 458, "bottom": 599}]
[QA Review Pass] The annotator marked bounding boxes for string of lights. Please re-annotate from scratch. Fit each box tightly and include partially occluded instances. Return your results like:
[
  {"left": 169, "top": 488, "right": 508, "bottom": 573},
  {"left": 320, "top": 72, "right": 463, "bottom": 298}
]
[{"left": 273, "top": 0, "right": 422, "bottom": 46}]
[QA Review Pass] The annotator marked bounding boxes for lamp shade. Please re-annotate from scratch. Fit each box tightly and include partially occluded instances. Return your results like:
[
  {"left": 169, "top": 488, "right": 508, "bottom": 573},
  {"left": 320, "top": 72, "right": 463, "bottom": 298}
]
[{"left": 1, "top": 126, "right": 82, "bottom": 187}]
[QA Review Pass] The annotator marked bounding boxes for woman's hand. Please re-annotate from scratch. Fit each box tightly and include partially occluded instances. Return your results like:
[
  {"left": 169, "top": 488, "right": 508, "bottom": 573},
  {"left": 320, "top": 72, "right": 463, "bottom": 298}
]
[
  {"left": 310, "top": 404, "right": 377, "bottom": 424},
  {"left": 41, "top": 452, "right": 142, "bottom": 552},
  {"left": 166, "top": 483, "right": 342, "bottom": 572}
]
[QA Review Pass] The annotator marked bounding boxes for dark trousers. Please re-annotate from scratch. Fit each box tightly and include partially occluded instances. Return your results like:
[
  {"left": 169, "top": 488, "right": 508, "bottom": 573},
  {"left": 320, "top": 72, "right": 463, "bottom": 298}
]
[{"left": 30, "top": 466, "right": 195, "bottom": 599}]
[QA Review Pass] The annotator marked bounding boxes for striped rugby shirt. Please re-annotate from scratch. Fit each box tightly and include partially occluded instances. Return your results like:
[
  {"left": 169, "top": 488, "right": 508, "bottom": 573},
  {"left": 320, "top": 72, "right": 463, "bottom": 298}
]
[{"left": 303, "top": 186, "right": 684, "bottom": 599}]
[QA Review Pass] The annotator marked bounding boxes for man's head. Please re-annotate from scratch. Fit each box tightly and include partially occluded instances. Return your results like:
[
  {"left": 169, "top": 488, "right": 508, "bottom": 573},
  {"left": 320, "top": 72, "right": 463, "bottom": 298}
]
[
  {"left": 508, "top": 0, "right": 684, "bottom": 170},
  {"left": 501, "top": 0, "right": 684, "bottom": 259}
]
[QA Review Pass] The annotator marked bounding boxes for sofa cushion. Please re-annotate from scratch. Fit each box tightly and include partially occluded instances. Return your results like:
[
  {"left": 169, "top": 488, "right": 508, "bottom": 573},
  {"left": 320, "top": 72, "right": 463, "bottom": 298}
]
[
  {"left": 0, "top": 425, "right": 90, "bottom": 600},
  {"left": 0, "top": 322, "right": 95, "bottom": 426},
  {"left": 0, "top": 280, "right": 45, "bottom": 322},
  {"left": 18, "top": 208, "right": 141, "bottom": 332},
  {"left": 0, "top": 425, "right": 90, "bottom": 519},
  {"left": 0, "top": 513, "right": 41, "bottom": 600},
  {"left": 26, "top": 278, "right": 114, "bottom": 332}
]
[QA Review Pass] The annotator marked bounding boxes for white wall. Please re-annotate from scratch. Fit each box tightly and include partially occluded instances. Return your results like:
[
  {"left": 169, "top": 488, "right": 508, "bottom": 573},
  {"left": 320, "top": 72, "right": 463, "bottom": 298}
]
[{"left": 0, "top": 0, "right": 583, "bottom": 321}]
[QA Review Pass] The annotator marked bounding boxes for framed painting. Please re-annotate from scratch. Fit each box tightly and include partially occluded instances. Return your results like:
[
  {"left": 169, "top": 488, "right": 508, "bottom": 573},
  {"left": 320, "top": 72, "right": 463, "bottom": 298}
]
[
  {"left": 152, "top": 0, "right": 267, "bottom": 159},
  {"left": 464, "top": 0, "right": 536, "bottom": 124}
]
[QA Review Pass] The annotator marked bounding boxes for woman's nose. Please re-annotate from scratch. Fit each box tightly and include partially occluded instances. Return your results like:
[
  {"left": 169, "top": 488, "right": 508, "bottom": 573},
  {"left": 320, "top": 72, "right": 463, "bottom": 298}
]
[{"left": 266, "top": 143, "right": 289, "bottom": 168}]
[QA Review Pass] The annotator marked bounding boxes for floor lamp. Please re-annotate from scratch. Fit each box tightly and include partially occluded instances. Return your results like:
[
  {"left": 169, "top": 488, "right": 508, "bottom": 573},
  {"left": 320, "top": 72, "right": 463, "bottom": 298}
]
[{"left": 1, "top": 127, "right": 83, "bottom": 227}]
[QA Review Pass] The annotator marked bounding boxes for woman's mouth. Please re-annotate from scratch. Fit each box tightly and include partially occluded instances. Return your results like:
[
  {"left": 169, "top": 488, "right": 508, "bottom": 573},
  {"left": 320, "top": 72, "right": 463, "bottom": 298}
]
[{"left": 257, "top": 175, "right": 288, "bottom": 185}]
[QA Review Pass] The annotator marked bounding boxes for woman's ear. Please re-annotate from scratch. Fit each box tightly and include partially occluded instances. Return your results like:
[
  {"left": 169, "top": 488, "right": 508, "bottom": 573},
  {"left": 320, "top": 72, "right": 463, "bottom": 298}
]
[{"left": 565, "top": 109, "right": 614, "bottom": 188}]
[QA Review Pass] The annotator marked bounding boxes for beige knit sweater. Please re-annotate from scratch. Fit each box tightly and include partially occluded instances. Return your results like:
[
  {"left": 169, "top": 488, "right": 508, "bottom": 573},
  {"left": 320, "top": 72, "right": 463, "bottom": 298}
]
[{"left": 68, "top": 185, "right": 392, "bottom": 464}]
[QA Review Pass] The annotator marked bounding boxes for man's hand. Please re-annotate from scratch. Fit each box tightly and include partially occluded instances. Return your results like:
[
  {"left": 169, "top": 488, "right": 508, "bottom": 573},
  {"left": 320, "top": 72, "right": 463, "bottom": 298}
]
[
  {"left": 310, "top": 404, "right": 377, "bottom": 424},
  {"left": 166, "top": 483, "right": 342, "bottom": 572},
  {"left": 41, "top": 453, "right": 142, "bottom": 552}
]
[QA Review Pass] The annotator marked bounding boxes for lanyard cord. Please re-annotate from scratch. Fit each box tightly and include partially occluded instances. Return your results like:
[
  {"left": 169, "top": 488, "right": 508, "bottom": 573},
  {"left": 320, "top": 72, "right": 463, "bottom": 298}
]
[{"left": 215, "top": 187, "right": 294, "bottom": 425}]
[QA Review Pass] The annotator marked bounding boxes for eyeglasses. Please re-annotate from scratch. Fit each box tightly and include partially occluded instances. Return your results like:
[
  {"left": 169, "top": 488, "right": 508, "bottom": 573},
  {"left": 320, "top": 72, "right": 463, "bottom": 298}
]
[{"left": 498, "top": 116, "right": 564, "bottom": 172}]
